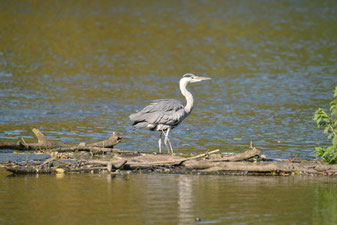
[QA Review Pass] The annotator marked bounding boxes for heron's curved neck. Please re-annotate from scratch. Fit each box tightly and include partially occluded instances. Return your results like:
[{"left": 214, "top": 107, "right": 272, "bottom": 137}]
[{"left": 180, "top": 79, "right": 194, "bottom": 114}]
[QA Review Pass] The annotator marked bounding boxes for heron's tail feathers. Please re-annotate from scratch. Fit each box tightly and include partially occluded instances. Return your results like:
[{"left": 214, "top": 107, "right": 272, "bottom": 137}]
[
  {"left": 130, "top": 112, "right": 157, "bottom": 130},
  {"left": 130, "top": 113, "right": 148, "bottom": 129}
]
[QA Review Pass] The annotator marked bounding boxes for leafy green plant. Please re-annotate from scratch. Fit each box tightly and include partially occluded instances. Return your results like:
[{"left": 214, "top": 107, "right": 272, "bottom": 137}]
[{"left": 313, "top": 87, "right": 337, "bottom": 164}]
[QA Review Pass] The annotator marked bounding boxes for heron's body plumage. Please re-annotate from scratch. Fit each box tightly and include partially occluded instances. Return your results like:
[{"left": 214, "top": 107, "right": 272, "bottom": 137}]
[{"left": 130, "top": 99, "right": 187, "bottom": 131}]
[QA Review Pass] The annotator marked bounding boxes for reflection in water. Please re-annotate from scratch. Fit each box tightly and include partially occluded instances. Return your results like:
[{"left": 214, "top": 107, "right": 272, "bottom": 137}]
[
  {"left": 178, "top": 175, "right": 194, "bottom": 225},
  {"left": 0, "top": 172, "right": 336, "bottom": 225},
  {"left": 313, "top": 182, "right": 337, "bottom": 225}
]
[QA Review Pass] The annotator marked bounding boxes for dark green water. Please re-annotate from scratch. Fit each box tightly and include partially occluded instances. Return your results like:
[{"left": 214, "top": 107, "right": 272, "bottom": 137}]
[
  {"left": 0, "top": 171, "right": 336, "bottom": 225},
  {"left": 1, "top": 0, "right": 337, "bottom": 224}
]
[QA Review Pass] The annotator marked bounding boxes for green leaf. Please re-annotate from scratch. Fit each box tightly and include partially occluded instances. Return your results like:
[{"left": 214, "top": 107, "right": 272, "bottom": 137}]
[
  {"left": 313, "top": 87, "right": 337, "bottom": 164},
  {"left": 324, "top": 126, "right": 330, "bottom": 135},
  {"left": 315, "top": 146, "right": 324, "bottom": 155},
  {"left": 333, "top": 136, "right": 337, "bottom": 145},
  {"left": 328, "top": 133, "right": 334, "bottom": 139},
  {"left": 332, "top": 119, "right": 337, "bottom": 129},
  {"left": 330, "top": 99, "right": 337, "bottom": 115}
]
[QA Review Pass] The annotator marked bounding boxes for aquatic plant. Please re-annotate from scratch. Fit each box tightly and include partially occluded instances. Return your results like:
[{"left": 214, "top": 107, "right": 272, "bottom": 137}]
[{"left": 313, "top": 87, "right": 337, "bottom": 164}]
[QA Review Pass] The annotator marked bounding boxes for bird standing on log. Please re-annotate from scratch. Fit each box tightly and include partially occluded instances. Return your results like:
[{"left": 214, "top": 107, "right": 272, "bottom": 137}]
[{"left": 129, "top": 73, "right": 211, "bottom": 154}]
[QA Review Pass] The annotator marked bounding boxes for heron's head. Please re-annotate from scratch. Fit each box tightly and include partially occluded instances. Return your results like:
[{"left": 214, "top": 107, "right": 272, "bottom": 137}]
[{"left": 181, "top": 73, "right": 211, "bottom": 84}]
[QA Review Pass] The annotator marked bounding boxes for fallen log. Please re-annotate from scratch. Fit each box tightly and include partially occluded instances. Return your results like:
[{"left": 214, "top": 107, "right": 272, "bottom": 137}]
[
  {"left": 48, "top": 146, "right": 135, "bottom": 154},
  {"left": 87, "top": 159, "right": 128, "bottom": 171},
  {"left": 210, "top": 146, "right": 260, "bottom": 162},
  {"left": 0, "top": 128, "right": 55, "bottom": 150},
  {"left": 4, "top": 158, "right": 128, "bottom": 174},
  {"left": 2, "top": 142, "right": 337, "bottom": 176},
  {"left": 6, "top": 167, "right": 57, "bottom": 174},
  {"left": 198, "top": 162, "right": 337, "bottom": 175},
  {"left": 75, "top": 150, "right": 219, "bottom": 169},
  {"left": 0, "top": 128, "right": 122, "bottom": 152},
  {"left": 126, "top": 149, "right": 220, "bottom": 169},
  {"left": 87, "top": 132, "right": 121, "bottom": 148},
  {"left": 5, "top": 166, "right": 111, "bottom": 174}
]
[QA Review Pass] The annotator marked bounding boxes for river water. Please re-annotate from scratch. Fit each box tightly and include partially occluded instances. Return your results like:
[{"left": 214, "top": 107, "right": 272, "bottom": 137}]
[
  {"left": 0, "top": 172, "right": 336, "bottom": 225},
  {"left": 0, "top": 0, "right": 337, "bottom": 224}
]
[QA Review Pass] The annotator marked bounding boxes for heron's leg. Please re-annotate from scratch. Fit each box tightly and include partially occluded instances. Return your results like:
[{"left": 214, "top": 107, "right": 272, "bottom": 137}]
[
  {"left": 158, "top": 131, "right": 163, "bottom": 153},
  {"left": 167, "top": 137, "right": 174, "bottom": 155},
  {"left": 163, "top": 129, "right": 170, "bottom": 154},
  {"left": 164, "top": 128, "right": 174, "bottom": 155}
]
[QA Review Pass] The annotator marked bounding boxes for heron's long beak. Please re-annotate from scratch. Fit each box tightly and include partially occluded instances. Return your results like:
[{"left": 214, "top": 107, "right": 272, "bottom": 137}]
[{"left": 196, "top": 76, "right": 211, "bottom": 81}]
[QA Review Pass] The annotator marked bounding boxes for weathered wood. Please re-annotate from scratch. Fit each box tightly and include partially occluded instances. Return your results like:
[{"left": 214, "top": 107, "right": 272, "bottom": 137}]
[
  {"left": 0, "top": 142, "right": 26, "bottom": 150},
  {"left": 80, "top": 150, "right": 219, "bottom": 169},
  {"left": 183, "top": 160, "right": 216, "bottom": 170},
  {"left": 0, "top": 128, "right": 122, "bottom": 152},
  {"left": 1, "top": 133, "right": 337, "bottom": 176},
  {"left": 199, "top": 162, "right": 337, "bottom": 175},
  {"left": 87, "top": 159, "right": 127, "bottom": 170},
  {"left": 0, "top": 141, "right": 55, "bottom": 151},
  {"left": 210, "top": 147, "right": 260, "bottom": 162},
  {"left": 39, "top": 155, "right": 57, "bottom": 169},
  {"left": 0, "top": 129, "right": 57, "bottom": 150},
  {"left": 127, "top": 149, "right": 220, "bottom": 169},
  {"left": 87, "top": 132, "right": 121, "bottom": 148},
  {"left": 32, "top": 128, "right": 51, "bottom": 146},
  {"left": 65, "top": 167, "right": 108, "bottom": 173},
  {"left": 6, "top": 167, "right": 57, "bottom": 174},
  {"left": 183, "top": 146, "right": 261, "bottom": 168},
  {"left": 48, "top": 146, "right": 134, "bottom": 153}
]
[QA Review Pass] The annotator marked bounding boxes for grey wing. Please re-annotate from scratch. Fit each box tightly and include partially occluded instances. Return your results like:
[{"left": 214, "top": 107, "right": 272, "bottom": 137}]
[{"left": 130, "top": 99, "right": 186, "bottom": 130}]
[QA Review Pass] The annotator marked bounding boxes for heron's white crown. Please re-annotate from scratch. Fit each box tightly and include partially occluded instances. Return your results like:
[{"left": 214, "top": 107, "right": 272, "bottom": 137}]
[{"left": 180, "top": 73, "right": 211, "bottom": 83}]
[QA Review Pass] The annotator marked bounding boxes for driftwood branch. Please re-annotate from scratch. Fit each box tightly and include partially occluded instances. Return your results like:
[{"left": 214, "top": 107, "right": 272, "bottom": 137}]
[
  {"left": 127, "top": 149, "right": 220, "bottom": 169},
  {"left": 87, "top": 159, "right": 128, "bottom": 171},
  {"left": 5, "top": 158, "right": 129, "bottom": 174},
  {"left": 86, "top": 132, "right": 121, "bottom": 148},
  {"left": 199, "top": 162, "right": 337, "bottom": 175},
  {"left": 210, "top": 147, "right": 260, "bottom": 162},
  {"left": 39, "top": 155, "right": 57, "bottom": 169},
  {"left": 0, "top": 129, "right": 57, "bottom": 150},
  {"left": 6, "top": 167, "right": 58, "bottom": 174},
  {"left": 2, "top": 134, "right": 337, "bottom": 176},
  {"left": 48, "top": 146, "right": 134, "bottom": 154},
  {"left": 183, "top": 145, "right": 261, "bottom": 169},
  {"left": 32, "top": 128, "right": 51, "bottom": 146},
  {"left": 0, "top": 128, "right": 122, "bottom": 152},
  {"left": 72, "top": 150, "right": 220, "bottom": 169}
]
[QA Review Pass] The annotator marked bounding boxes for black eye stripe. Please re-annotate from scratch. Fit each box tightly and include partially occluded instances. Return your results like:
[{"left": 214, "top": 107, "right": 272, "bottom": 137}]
[{"left": 183, "top": 73, "right": 194, "bottom": 78}]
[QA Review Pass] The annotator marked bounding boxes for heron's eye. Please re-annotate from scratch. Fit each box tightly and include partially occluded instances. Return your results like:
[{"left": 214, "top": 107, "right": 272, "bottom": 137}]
[{"left": 191, "top": 76, "right": 195, "bottom": 79}]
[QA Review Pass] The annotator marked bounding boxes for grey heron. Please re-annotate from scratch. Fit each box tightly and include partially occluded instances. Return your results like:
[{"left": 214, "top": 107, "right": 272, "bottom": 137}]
[{"left": 129, "top": 73, "right": 211, "bottom": 154}]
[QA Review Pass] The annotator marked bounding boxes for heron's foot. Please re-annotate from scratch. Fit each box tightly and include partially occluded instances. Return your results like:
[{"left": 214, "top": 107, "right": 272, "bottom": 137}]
[{"left": 165, "top": 144, "right": 174, "bottom": 155}]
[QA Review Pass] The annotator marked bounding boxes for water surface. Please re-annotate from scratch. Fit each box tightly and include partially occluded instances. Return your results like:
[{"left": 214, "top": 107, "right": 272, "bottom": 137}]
[
  {"left": 1, "top": 1, "right": 337, "bottom": 224},
  {"left": 0, "top": 171, "right": 336, "bottom": 225},
  {"left": 1, "top": 0, "right": 336, "bottom": 157}
]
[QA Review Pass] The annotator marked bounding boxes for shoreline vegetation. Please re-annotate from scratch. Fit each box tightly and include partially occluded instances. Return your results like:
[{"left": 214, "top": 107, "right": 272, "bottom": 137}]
[{"left": 1, "top": 129, "right": 336, "bottom": 176}]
